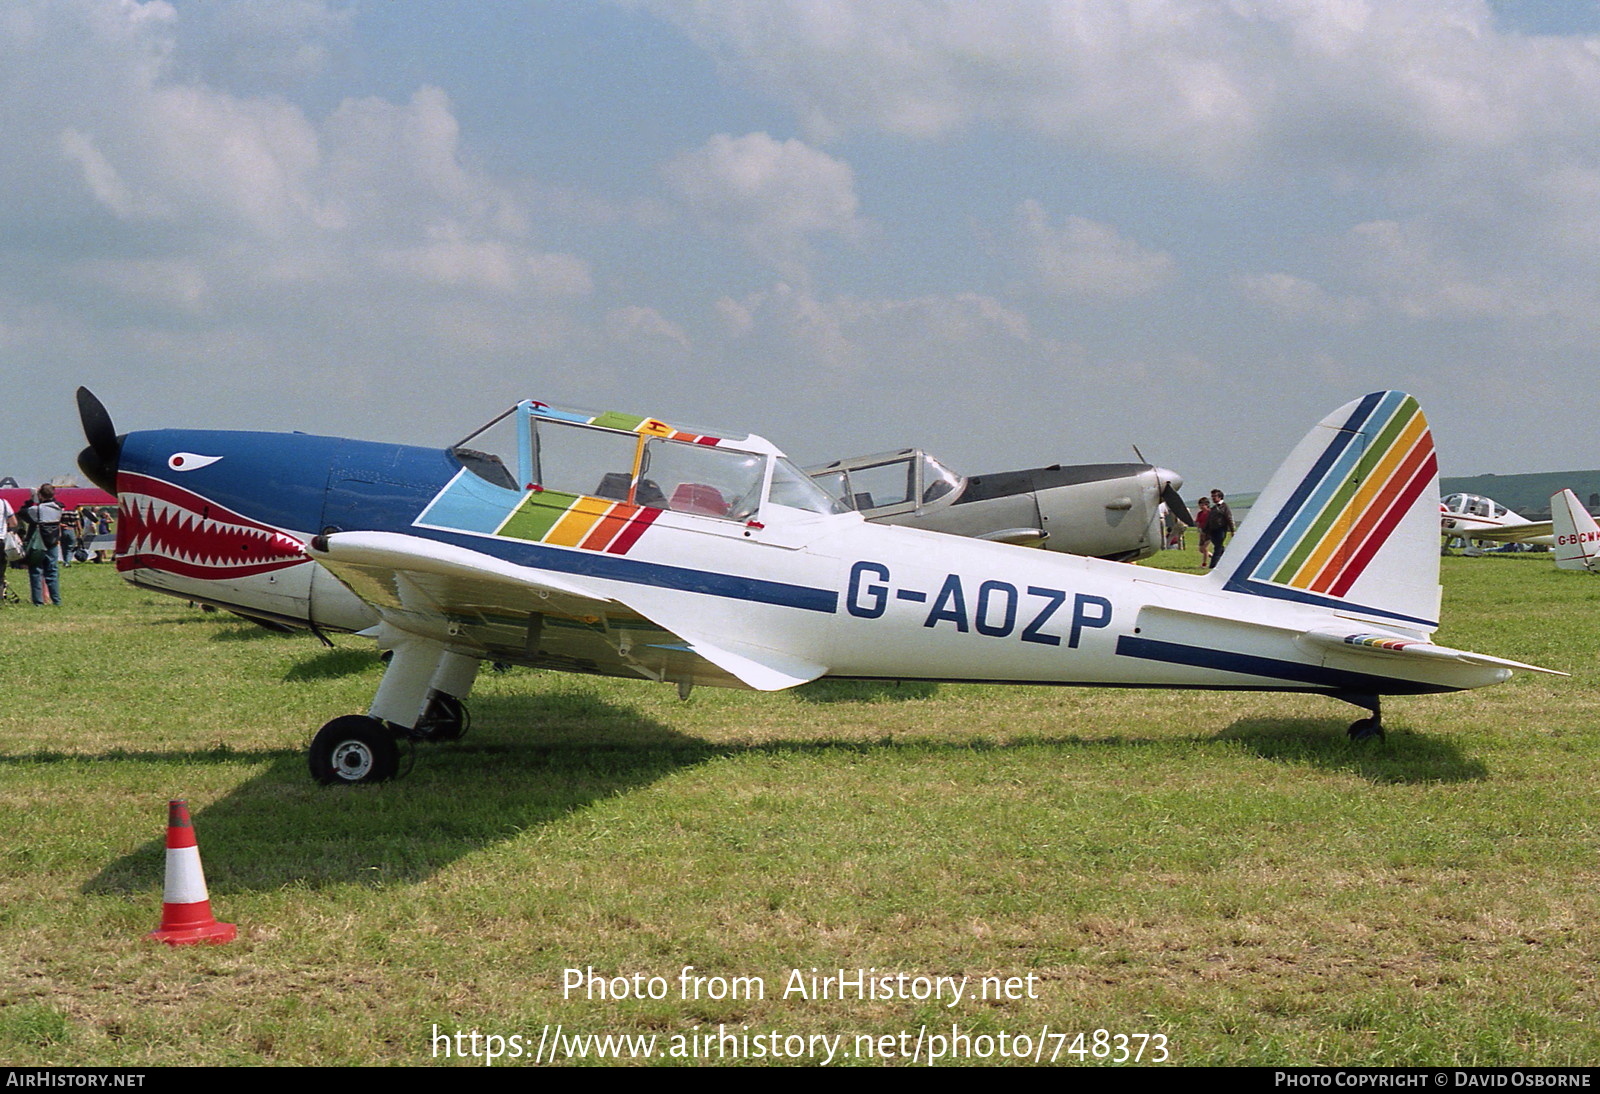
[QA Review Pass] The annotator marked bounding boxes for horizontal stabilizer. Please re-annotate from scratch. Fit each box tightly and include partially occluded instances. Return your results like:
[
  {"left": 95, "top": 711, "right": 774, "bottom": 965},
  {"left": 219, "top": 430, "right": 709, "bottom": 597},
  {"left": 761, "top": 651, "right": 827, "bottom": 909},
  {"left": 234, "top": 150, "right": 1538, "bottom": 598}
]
[{"left": 1298, "top": 628, "right": 1566, "bottom": 677}]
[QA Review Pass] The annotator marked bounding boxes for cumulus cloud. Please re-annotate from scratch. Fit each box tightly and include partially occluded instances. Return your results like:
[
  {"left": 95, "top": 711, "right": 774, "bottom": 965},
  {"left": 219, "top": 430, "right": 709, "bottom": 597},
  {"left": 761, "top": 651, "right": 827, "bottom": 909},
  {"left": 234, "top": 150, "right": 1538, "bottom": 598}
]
[
  {"left": 663, "top": 131, "right": 866, "bottom": 277},
  {"left": 1234, "top": 271, "right": 1371, "bottom": 324},
  {"left": 711, "top": 281, "right": 1030, "bottom": 376},
  {"left": 1340, "top": 218, "right": 1582, "bottom": 322},
  {"left": 1013, "top": 200, "right": 1175, "bottom": 300},
  {"left": 639, "top": 1, "right": 1600, "bottom": 180},
  {"left": 174, "top": 0, "right": 353, "bottom": 95},
  {"left": 641, "top": 0, "right": 1600, "bottom": 328},
  {"left": 1, "top": 2, "right": 588, "bottom": 320},
  {"left": 606, "top": 304, "right": 691, "bottom": 350},
  {"left": 0, "top": 0, "right": 624, "bottom": 475}
]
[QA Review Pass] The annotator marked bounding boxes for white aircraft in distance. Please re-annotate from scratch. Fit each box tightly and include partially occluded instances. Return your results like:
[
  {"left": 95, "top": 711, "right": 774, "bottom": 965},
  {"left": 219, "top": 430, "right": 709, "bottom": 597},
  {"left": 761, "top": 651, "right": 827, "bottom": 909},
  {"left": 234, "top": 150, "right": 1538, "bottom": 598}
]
[
  {"left": 1550, "top": 489, "right": 1600, "bottom": 572},
  {"left": 1440, "top": 492, "right": 1553, "bottom": 549},
  {"left": 75, "top": 387, "right": 1558, "bottom": 785},
  {"left": 805, "top": 448, "right": 1189, "bottom": 562}
]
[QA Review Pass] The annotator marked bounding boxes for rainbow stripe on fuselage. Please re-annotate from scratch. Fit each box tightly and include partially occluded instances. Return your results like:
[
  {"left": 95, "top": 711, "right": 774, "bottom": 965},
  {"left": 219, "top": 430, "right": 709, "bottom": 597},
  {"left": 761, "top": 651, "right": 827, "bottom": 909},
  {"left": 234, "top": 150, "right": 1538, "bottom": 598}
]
[{"left": 497, "top": 490, "right": 662, "bottom": 554}]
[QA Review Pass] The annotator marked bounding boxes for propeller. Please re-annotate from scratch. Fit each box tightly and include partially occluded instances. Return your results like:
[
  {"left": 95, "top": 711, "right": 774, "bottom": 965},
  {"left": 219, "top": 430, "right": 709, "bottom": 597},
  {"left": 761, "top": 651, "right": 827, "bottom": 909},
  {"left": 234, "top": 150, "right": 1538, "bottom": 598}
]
[
  {"left": 1134, "top": 445, "right": 1194, "bottom": 527},
  {"left": 75, "top": 386, "right": 123, "bottom": 495},
  {"left": 1159, "top": 479, "right": 1194, "bottom": 527}
]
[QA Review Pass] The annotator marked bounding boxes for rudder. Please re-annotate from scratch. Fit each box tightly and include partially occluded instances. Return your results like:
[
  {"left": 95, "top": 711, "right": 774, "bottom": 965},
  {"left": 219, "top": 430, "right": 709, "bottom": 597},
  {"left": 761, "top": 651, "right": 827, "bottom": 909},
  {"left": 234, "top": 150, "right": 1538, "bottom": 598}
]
[{"left": 1551, "top": 488, "right": 1600, "bottom": 573}]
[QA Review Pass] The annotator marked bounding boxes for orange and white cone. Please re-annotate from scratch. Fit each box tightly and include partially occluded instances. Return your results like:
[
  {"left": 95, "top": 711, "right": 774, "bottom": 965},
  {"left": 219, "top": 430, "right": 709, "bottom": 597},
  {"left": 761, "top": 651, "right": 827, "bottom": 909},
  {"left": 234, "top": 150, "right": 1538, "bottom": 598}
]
[{"left": 147, "top": 800, "right": 236, "bottom": 945}]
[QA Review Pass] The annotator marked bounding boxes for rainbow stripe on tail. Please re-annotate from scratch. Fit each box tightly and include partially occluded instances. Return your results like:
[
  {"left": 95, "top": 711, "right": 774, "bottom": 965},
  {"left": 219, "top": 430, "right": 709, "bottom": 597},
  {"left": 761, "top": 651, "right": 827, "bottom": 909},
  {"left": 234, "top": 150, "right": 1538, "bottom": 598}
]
[{"left": 1213, "top": 391, "right": 1442, "bottom": 631}]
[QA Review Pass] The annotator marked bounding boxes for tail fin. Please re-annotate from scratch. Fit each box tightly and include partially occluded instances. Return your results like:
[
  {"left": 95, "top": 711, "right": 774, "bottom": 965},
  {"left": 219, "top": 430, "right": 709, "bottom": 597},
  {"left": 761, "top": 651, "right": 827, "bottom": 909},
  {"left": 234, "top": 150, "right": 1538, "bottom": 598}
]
[
  {"left": 1209, "top": 391, "right": 1441, "bottom": 634},
  {"left": 1551, "top": 489, "right": 1600, "bottom": 572}
]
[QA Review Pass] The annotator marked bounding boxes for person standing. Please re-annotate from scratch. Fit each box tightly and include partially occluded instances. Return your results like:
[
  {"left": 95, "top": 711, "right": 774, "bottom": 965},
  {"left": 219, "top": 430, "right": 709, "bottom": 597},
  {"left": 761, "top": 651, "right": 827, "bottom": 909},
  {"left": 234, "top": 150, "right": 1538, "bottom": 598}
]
[
  {"left": 1206, "top": 489, "right": 1236, "bottom": 569},
  {"left": 1194, "top": 497, "right": 1212, "bottom": 568},
  {"left": 20, "top": 485, "right": 64, "bottom": 605},
  {"left": 0, "top": 495, "right": 15, "bottom": 600},
  {"left": 58, "top": 508, "right": 78, "bottom": 567}
]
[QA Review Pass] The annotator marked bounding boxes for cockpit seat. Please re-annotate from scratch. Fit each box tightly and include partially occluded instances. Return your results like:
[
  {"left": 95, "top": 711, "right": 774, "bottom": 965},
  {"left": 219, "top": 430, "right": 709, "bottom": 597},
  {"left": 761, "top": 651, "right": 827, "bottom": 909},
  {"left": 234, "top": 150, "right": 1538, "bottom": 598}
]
[{"left": 671, "top": 482, "right": 727, "bottom": 516}]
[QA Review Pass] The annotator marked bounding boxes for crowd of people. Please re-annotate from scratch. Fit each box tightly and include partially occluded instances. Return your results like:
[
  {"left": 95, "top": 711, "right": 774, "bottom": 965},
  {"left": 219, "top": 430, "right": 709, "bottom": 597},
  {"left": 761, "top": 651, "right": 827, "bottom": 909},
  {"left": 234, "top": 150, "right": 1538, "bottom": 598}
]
[{"left": 1, "top": 486, "right": 117, "bottom": 606}]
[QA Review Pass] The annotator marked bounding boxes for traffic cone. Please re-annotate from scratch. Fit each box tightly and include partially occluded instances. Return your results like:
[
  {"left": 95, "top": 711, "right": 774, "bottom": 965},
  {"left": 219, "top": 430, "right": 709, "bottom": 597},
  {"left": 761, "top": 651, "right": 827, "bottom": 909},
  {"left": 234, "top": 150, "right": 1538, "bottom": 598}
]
[{"left": 147, "top": 800, "right": 236, "bottom": 945}]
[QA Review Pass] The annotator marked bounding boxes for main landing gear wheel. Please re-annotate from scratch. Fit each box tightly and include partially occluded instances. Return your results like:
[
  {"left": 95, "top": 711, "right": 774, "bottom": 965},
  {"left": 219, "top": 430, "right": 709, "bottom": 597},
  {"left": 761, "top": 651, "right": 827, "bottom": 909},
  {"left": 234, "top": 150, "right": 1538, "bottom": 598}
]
[{"left": 309, "top": 715, "right": 401, "bottom": 785}]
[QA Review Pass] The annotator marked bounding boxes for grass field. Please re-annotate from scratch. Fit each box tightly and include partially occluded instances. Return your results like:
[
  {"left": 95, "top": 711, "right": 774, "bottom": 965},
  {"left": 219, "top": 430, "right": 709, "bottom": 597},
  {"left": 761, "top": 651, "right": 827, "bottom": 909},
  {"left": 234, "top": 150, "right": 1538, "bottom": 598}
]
[{"left": 1, "top": 551, "right": 1596, "bottom": 1066}]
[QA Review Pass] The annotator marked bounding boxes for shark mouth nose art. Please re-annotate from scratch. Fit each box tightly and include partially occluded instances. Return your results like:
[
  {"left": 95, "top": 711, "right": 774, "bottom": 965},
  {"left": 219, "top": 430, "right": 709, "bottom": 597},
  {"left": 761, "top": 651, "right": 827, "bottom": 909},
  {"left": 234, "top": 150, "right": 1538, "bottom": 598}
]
[{"left": 116, "top": 471, "right": 308, "bottom": 579}]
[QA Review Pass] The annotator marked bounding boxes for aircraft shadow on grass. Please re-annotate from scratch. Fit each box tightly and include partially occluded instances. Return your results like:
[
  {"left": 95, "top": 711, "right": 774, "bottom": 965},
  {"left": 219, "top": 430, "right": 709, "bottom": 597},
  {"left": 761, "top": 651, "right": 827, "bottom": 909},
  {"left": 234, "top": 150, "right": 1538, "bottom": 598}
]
[
  {"left": 791, "top": 679, "right": 940, "bottom": 703},
  {"left": 81, "top": 691, "right": 705, "bottom": 895},
  {"left": 281, "top": 647, "right": 381, "bottom": 682},
  {"left": 1213, "top": 717, "right": 1489, "bottom": 784},
  {"left": 76, "top": 697, "right": 1484, "bottom": 898}
]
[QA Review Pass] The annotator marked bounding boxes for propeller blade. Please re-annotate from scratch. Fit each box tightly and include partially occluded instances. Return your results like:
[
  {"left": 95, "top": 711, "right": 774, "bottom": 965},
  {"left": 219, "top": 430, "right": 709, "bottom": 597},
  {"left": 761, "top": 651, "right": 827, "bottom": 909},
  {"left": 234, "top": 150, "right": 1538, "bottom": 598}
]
[
  {"left": 75, "top": 386, "right": 123, "bottom": 495},
  {"left": 1161, "top": 483, "right": 1194, "bottom": 526}
]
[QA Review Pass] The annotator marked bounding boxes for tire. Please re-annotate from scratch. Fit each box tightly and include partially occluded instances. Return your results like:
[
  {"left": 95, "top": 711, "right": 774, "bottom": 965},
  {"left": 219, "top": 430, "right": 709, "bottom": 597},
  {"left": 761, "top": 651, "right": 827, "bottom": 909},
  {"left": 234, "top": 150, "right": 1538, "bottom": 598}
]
[
  {"left": 309, "top": 715, "right": 400, "bottom": 785},
  {"left": 1346, "top": 717, "right": 1385, "bottom": 742}
]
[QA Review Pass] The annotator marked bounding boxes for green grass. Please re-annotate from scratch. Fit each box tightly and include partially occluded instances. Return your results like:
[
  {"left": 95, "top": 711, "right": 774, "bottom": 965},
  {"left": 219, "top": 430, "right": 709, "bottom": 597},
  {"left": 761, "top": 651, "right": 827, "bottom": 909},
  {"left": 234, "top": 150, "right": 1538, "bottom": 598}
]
[{"left": 0, "top": 554, "right": 1596, "bottom": 1066}]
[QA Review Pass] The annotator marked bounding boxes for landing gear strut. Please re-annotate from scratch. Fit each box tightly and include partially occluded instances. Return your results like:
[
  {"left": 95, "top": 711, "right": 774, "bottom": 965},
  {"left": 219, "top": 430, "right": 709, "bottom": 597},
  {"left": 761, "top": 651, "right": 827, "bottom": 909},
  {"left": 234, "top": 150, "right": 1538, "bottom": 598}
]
[{"left": 308, "top": 629, "right": 482, "bottom": 784}]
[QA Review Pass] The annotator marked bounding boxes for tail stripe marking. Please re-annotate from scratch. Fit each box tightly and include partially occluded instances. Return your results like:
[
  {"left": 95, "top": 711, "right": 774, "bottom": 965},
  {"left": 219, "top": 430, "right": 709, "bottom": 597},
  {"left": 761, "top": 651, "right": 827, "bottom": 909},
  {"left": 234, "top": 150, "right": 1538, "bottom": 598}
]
[
  {"left": 1280, "top": 406, "right": 1425, "bottom": 590},
  {"left": 1249, "top": 393, "right": 1386, "bottom": 581},
  {"left": 1255, "top": 392, "right": 1434, "bottom": 595},
  {"left": 1326, "top": 442, "right": 1437, "bottom": 596},
  {"left": 1221, "top": 392, "right": 1439, "bottom": 629}
]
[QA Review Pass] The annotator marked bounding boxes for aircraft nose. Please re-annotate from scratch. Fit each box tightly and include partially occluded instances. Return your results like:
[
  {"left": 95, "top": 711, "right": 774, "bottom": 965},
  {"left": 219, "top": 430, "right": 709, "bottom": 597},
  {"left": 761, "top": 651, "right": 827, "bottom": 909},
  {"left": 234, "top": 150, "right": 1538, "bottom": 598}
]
[{"left": 76, "top": 386, "right": 123, "bottom": 494}]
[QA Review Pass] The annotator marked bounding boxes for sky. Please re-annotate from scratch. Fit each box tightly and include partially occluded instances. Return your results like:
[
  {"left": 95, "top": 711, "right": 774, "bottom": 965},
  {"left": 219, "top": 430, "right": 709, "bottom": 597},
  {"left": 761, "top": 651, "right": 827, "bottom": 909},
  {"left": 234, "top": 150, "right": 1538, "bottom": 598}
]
[{"left": 5, "top": 0, "right": 1600, "bottom": 497}]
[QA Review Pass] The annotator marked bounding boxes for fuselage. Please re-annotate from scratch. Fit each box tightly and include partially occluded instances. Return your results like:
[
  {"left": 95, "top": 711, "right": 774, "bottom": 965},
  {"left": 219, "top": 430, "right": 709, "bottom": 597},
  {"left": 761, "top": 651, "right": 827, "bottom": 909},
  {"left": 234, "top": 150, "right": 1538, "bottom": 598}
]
[
  {"left": 1440, "top": 493, "right": 1553, "bottom": 546},
  {"left": 110, "top": 424, "right": 1506, "bottom": 700}
]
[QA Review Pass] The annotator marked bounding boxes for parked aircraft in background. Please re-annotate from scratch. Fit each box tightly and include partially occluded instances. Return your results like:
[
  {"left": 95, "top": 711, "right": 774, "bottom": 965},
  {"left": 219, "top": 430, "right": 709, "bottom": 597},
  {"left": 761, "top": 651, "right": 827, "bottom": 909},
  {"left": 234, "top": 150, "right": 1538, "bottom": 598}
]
[
  {"left": 77, "top": 387, "right": 1556, "bottom": 785},
  {"left": 806, "top": 448, "right": 1189, "bottom": 561},
  {"left": 1550, "top": 489, "right": 1600, "bottom": 573},
  {"left": 1440, "top": 492, "right": 1552, "bottom": 549},
  {"left": 0, "top": 485, "right": 116, "bottom": 514},
  {"left": 2, "top": 483, "right": 119, "bottom": 558}
]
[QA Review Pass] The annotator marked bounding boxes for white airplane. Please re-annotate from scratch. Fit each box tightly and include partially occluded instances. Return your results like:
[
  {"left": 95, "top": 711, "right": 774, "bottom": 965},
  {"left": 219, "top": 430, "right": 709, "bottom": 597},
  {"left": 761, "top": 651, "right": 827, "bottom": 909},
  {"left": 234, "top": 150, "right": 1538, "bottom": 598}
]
[
  {"left": 806, "top": 448, "right": 1189, "bottom": 562},
  {"left": 1550, "top": 489, "right": 1600, "bottom": 572},
  {"left": 75, "top": 388, "right": 1557, "bottom": 784},
  {"left": 1440, "top": 492, "right": 1552, "bottom": 548}
]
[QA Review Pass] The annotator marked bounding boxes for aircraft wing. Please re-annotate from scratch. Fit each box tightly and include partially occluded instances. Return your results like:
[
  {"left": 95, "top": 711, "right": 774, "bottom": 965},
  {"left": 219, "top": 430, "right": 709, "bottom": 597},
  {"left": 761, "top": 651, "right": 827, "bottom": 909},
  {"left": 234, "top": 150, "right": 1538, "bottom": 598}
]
[
  {"left": 308, "top": 531, "right": 827, "bottom": 691},
  {"left": 1454, "top": 521, "right": 1553, "bottom": 542}
]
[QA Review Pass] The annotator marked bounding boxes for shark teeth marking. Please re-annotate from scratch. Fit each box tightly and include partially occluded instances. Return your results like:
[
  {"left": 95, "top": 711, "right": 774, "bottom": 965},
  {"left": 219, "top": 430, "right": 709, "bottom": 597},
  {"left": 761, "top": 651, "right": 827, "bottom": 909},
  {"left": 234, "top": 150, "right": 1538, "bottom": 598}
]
[{"left": 114, "top": 473, "right": 308, "bottom": 580}]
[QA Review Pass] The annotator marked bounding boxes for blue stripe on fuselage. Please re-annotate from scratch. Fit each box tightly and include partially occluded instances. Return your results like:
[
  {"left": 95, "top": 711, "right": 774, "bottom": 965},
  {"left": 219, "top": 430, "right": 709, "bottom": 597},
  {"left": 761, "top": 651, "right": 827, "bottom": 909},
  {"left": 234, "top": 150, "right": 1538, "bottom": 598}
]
[{"left": 1115, "top": 635, "right": 1452, "bottom": 695}]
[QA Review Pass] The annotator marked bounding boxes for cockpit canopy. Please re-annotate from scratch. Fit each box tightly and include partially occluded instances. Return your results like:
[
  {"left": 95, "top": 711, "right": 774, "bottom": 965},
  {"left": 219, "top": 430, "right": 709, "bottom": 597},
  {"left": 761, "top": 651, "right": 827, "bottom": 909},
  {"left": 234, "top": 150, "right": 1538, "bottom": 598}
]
[
  {"left": 452, "top": 400, "right": 847, "bottom": 520},
  {"left": 805, "top": 449, "right": 964, "bottom": 515},
  {"left": 1442, "top": 493, "right": 1508, "bottom": 520}
]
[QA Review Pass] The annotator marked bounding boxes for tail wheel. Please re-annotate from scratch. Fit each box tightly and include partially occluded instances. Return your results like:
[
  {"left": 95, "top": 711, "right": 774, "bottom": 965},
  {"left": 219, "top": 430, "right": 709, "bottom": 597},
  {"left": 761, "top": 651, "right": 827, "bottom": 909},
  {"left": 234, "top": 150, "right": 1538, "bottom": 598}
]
[
  {"left": 1346, "top": 716, "right": 1385, "bottom": 742},
  {"left": 309, "top": 715, "right": 400, "bottom": 785}
]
